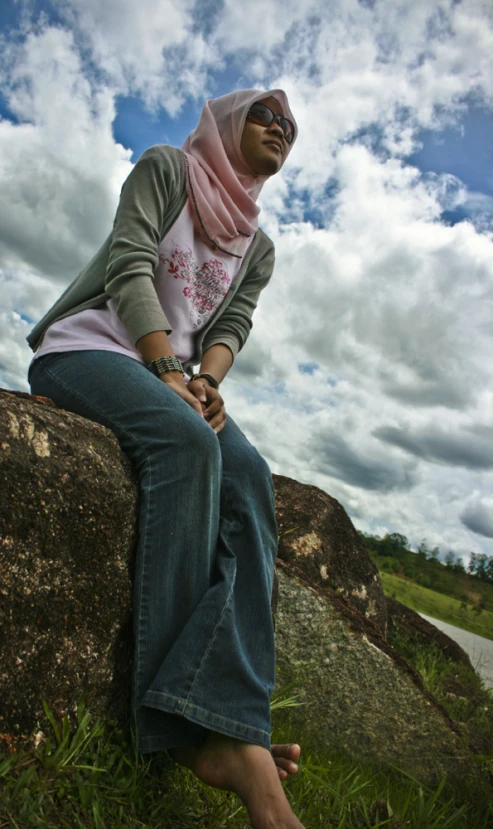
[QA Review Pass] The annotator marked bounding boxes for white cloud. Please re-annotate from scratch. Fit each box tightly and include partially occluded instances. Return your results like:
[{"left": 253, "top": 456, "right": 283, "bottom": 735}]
[
  {"left": 229, "top": 131, "right": 493, "bottom": 558},
  {"left": 0, "top": 268, "right": 63, "bottom": 391},
  {"left": 253, "top": 0, "right": 493, "bottom": 190},
  {"left": 461, "top": 495, "right": 493, "bottom": 538},
  {"left": 0, "top": 26, "right": 132, "bottom": 280},
  {"left": 0, "top": 24, "right": 133, "bottom": 389},
  {"left": 52, "top": 0, "right": 220, "bottom": 111},
  {"left": 256, "top": 147, "right": 493, "bottom": 415},
  {"left": 1, "top": 0, "right": 493, "bottom": 561}
]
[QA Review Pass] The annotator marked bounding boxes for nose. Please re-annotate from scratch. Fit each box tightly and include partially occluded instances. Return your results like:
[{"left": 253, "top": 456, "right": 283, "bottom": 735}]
[{"left": 266, "top": 118, "right": 284, "bottom": 141}]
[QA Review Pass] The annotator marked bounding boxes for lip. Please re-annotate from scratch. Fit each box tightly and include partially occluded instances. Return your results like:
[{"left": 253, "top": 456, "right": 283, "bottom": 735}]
[{"left": 263, "top": 140, "right": 283, "bottom": 154}]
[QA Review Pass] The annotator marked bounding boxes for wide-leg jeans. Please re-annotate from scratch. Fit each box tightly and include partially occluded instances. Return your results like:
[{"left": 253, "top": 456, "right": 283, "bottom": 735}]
[{"left": 29, "top": 351, "right": 278, "bottom": 752}]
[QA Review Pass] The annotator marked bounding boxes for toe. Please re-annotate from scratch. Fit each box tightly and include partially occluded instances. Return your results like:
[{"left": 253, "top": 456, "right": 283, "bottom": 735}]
[
  {"left": 271, "top": 743, "right": 301, "bottom": 763},
  {"left": 272, "top": 756, "right": 299, "bottom": 776}
]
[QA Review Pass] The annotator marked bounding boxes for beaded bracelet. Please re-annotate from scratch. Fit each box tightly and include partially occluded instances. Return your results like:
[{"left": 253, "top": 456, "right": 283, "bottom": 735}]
[{"left": 147, "top": 356, "right": 184, "bottom": 377}]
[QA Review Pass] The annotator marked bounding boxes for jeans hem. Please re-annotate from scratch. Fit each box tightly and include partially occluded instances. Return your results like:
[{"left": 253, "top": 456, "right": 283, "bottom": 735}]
[
  {"left": 139, "top": 732, "right": 206, "bottom": 754},
  {"left": 141, "top": 691, "right": 271, "bottom": 751}
]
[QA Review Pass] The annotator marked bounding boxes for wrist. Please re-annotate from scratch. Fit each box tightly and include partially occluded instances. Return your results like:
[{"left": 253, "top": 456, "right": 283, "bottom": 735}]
[
  {"left": 148, "top": 355, "right": 184, "bottom": 377},
  {"left": 159, "top": 370, "right": 186, "bottom": 382},
  {"left": 191, "top": 372, "right": 219, "bottom": 389}
]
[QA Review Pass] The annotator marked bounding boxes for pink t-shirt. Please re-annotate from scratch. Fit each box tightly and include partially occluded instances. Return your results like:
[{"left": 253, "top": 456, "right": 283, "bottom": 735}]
[{"left": 35, "top": 201, "right": 248, "bottom": 365}]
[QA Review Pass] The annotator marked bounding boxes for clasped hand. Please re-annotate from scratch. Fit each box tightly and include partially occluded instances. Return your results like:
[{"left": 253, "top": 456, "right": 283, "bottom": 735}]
[
  {"left": 189, "top": 377, "right": 226, "bottom": 433},
  {"left": 160, "top": 372, "right": 226, "bottom": 433}
]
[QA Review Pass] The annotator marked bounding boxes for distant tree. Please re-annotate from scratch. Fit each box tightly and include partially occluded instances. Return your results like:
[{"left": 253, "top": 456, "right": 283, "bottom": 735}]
[
  {"left": 387, "top": 532, "right": 409, "bottom": 550},
  {"left": 416, "top": 539, "right": 428, "bottom": 566},
  {"left": 479, "top": 554, "right": 493, "bottom": 583},
  {"left": 377, "top": 536, "right": 392, "bottom": 557},
  {"left": 453, "top": 557, "right": 466, "bottom": 574},
  {"left": 360, "top": 533, "right": 383, "bottom": 556},
  {"left": 429, "top": 546, "right": 440, "bottom": 565},
  {"left": 468, "top": 553, "right": 491, "bottom": 582},
  {"left": 382, "top": 558, "right": 400, "bottom": 574},
  {"left": 486, "top": 558, "right": 493, "bottom": 584},
  {"left": 445, "top": 551, "right": 456, "bottom": 568},
  {"left": 379, "top": 532, "right": 409, "bottom": 559},
  {"left": 477, "top": 554, "right": 489, "bottom": 581}
]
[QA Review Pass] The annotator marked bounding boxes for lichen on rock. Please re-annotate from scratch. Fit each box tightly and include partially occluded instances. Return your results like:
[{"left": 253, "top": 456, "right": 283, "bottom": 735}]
[{"left": 0, "top": 389, "right": 138, "bottom": 744}]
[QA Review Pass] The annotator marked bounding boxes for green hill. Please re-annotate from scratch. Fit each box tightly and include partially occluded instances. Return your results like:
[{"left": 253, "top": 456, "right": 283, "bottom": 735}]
[
  {"left": 359, "top": 531, "right": 493, "bottom": 640},
  {"left": 380, "top": 571, "right": 493, "bottom": 640}
]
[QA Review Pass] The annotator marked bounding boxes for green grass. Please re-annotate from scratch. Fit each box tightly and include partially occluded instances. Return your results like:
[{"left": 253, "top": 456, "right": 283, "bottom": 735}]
[
  {"left": 388, "top": 630, "right": 493, "bottom": 748},
  {"left": 380, "top": 572, "right": 493, "bottom": 641},
  {"left": 1, "top": 691, "right": 493, "bottom": 829},
  {"left": 3, "top": 600, "right": 493, "bottom": 829}
]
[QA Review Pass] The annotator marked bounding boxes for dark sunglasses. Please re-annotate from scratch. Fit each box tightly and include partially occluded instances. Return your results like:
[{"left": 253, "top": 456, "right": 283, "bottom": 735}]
[{"left": 246, "top": 102, "right": 295, "bottom": 145}]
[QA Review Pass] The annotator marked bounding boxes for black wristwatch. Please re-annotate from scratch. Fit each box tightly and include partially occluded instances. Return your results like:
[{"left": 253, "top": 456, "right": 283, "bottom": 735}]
[{"left": 191, "top": 372, "right": 219, "bottom": 389}]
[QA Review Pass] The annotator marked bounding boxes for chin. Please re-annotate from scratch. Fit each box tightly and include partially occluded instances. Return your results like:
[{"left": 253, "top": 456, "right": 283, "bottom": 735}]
[{"left": 255, "top": 157, "right": 283, "bottom": 176}]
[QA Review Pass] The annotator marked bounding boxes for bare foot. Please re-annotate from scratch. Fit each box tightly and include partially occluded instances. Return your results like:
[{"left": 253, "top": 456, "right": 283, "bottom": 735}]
[
  {"left": 271, "top": 744, "right": 301, "bottom": 781},
  {"left": 172, "top": 733, "right": 305, "bottom": 829}
]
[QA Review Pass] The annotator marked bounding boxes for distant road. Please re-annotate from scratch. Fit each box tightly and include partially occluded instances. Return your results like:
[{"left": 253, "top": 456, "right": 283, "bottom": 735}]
[{"left": 420, "top": 613, "right": 493, "bottom": 689}]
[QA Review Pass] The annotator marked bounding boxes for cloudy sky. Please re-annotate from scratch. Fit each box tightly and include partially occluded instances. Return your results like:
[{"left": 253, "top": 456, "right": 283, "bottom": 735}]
[{"left": 1, "top": 0, "right": 492, "bottom": 562}]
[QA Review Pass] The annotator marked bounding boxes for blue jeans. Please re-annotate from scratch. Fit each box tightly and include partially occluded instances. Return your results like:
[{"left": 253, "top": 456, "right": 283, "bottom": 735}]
[{"left": 29, "top": 351, "right": 278, "bottom": 752}]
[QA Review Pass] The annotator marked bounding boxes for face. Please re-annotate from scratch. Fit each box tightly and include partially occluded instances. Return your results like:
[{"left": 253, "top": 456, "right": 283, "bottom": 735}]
[{"left": 240, "top": 96, "right": 290, "bottom": 176}]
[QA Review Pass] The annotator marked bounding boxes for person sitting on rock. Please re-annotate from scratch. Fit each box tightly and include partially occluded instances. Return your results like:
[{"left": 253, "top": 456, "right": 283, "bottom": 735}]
[{"left": 28, "top": 88, "right": 304, "bottom": 829}]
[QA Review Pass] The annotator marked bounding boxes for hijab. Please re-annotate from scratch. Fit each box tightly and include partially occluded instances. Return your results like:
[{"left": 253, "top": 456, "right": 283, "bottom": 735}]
[{"left": 181, "top": 88, "right": 297, "bottom": 258}]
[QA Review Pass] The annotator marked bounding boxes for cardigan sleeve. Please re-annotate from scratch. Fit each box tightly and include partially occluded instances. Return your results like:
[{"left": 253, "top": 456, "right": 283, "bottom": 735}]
[
  {"left": 104, "top": 145, "right": 185, "bottom": 345},
  {"left": 200, "top": 235, "right": 275, "bottom": 359}
]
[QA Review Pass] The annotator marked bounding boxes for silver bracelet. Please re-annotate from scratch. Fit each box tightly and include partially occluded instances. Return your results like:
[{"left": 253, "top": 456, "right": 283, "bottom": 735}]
[{"left": 147, "top": 356, "right": 184, "bottom": 376}]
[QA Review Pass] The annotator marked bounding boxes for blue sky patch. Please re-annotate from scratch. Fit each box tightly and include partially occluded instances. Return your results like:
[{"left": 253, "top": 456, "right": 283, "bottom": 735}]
[
  {"left": 298, "top": 362, "right": 319, "bottom": 375},
  {"left": 411, "top": 106, "right": 493, "bottom": 197}
]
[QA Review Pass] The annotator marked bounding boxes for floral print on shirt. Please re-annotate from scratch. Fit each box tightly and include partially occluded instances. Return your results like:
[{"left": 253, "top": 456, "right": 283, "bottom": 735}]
[{"left": 159, "top": 244, "right": 231, "bottom": 329}]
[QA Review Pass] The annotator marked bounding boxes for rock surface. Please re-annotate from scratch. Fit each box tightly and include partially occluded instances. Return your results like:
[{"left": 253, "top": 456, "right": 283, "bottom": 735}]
[
  {"left": 273, "top": 474, "right": 387, "bottom": 634},
  {"left": 0, "top": 389, "right": 137, "bottom": 743},
  {"left": 274, "top": 565, "right": 478, "bottom": 785},
  {"left": 0, "top": 389, "right": 487, "bottom": 788},
  {"left": 386, "top": 594, "right": 472, "bottom": 667}
]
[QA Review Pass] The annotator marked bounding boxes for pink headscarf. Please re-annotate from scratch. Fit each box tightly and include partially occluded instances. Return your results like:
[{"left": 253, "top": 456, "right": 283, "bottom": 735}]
[{"left": 182, "top": 88, "right": 297, "bottom": 258}]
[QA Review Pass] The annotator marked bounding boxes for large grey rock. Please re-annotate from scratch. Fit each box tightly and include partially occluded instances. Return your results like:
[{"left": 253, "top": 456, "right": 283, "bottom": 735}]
[
  {"left": 275, "top": 567, "right": 480, "bottom": 786},
  {"left": 0, "top": 389, "right": 488, "bottom": 790},
  {"left": 0, "top": 389, "right": 137, "bottom": 744},
  {"left": 273, "top": 474, "right": 387, "bottom": 634}
]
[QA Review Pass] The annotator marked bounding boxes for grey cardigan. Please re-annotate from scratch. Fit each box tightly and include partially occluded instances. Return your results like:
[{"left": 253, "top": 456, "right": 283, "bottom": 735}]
[{"left": 28, "top": 145, "right": 275, "bottom": 373}]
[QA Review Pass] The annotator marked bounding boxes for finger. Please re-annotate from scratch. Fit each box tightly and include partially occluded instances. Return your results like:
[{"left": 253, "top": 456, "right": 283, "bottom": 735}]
[
  {"left": 209, "top": 415, "right": 226, "bottom": 434},
  {"left": 204, "top": 393, "right": 224, "bottom": 418},
  {"left": 208, "top": 409, "right": 226, "bottom": 432},
  {"left": 272, "top": 757, "right": 298, "bottom": 775},
  {"left": 169, "top": 383, "right": 205, "bottom": 417},
  {"left": 187, "top": 379, "right": 208, "bottom": 404},
  {"left": 203, "top": 398, "right": 222, "bottom": 418},
  {"left": 185, "top": 393, "right": 206, "bottom": 417},
  {"left": 271, "top": 744, "right": 301, "bottom": 762},
  {"left": 212, "top": 419, "right": 226, "bottom": 434}
]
